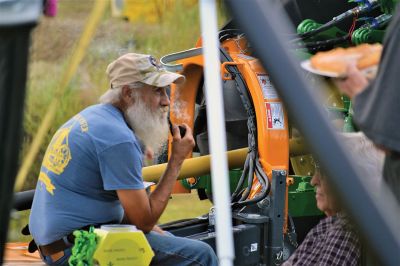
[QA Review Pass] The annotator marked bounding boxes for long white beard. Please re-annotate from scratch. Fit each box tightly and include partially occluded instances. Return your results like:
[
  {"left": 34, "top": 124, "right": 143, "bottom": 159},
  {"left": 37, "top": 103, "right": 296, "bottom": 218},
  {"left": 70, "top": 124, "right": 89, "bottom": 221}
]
[{"left": 125, "top": 101, "right": 169, "bottom": 156}]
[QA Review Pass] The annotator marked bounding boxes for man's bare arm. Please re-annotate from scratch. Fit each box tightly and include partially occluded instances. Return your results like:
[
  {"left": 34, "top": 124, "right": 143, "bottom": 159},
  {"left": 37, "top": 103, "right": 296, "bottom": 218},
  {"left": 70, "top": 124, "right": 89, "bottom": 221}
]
[{"left": 117, "top": 124, "right": 194, "bottom": 232}]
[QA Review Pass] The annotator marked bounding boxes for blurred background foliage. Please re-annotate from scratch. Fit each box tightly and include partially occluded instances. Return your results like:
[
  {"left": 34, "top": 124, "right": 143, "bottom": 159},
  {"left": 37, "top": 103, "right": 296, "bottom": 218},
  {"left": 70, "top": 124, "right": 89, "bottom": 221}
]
[{"left": 9, "top": 0, "right": 228, "bottom": 241}]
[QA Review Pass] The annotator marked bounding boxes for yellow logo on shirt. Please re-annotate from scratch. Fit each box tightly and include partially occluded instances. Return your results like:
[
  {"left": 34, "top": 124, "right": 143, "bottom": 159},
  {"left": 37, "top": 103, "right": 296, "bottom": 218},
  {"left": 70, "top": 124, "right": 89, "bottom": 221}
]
[
  {"left": 73, "top": 114, "right": 89, "bottom": 132},
  {"left": 39, "top": 115, "right": 89, "bottom": 196},
  {"left": 39, "top": 171, "right": 56, "bottom": 195},
  {"left": 43, "top": 126, "right": 72, "bottom": 175},
  {"left": 39, "top": 126, "right": 72, "bottom": 195}
]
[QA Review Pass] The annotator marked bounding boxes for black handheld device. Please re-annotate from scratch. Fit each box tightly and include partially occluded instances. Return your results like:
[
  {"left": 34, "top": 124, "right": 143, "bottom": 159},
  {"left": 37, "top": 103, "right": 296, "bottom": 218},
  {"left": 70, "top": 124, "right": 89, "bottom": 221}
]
[{"left": 168, "top": 118, "right": 186, "bottom": 137}]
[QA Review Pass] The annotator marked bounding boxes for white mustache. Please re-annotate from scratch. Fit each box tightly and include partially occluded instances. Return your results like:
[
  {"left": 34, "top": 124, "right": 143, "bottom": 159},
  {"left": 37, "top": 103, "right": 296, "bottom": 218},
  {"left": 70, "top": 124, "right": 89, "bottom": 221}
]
[{"left": 159, "top": 107, "right": 169, "bottom": 113}]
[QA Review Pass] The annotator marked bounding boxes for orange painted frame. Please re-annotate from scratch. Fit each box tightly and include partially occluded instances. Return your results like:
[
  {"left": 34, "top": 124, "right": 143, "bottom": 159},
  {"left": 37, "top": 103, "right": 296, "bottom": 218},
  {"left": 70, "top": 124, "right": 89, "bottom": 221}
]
[{"left": 169, "top": 38, "right": 289, "bottom": 230}]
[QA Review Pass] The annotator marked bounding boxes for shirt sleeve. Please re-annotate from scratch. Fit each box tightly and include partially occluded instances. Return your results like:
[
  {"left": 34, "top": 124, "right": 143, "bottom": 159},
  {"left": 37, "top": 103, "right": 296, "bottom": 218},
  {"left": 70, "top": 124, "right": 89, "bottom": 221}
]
[{"left": 98, "top": 141, "right": 145, "bottom": 190}]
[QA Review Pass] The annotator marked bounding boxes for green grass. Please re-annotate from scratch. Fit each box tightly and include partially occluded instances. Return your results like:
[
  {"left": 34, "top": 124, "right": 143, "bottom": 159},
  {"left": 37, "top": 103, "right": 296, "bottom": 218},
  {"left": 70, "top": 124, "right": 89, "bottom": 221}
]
[
  {"left": 9, "top": 1, "right": 226, "bottom": 241},
  {"left": 159, "top": 192, "right": 212, "bottom": 224}
]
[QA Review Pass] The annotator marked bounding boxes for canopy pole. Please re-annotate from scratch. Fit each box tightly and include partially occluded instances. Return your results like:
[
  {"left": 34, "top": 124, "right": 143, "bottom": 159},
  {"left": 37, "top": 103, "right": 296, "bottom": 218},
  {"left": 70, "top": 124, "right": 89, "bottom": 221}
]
[{"left": 199, "top": 1, "right": 235, "bottom": 265}]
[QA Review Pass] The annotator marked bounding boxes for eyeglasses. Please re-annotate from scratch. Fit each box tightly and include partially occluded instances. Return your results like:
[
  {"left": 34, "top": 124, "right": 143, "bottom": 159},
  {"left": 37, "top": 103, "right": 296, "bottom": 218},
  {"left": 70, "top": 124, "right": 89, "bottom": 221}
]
[{"left": 313, "top": 159, "right": 325, "bottom": 178}]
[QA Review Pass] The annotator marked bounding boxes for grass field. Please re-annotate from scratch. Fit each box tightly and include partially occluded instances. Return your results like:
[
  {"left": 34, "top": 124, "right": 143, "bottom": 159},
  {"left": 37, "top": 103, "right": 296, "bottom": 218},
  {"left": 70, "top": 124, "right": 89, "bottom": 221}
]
[{"left": 9, "top": 0, "right": 224, "bottom": 241}]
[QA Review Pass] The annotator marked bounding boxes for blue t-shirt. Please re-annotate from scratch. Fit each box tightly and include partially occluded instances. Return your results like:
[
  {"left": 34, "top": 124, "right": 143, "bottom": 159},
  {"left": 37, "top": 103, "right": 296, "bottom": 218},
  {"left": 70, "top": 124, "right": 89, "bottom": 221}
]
[{"left": 29, "top": 104, "right": 145, "bottom": 245}]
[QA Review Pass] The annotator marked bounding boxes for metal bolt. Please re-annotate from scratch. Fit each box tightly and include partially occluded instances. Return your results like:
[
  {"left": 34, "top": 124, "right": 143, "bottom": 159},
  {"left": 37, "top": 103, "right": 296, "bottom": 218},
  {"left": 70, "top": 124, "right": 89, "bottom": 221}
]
[{"left": 280, "top": 170, "right": 286, "bottom": 176}]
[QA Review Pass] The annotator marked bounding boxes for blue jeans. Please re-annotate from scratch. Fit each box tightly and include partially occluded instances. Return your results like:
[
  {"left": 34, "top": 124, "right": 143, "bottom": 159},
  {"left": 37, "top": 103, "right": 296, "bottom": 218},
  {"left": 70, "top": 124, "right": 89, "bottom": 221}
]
[
  {"left": 41, "top": 232, "right": 218, "bottom": 266},
  {"left": 41, "top": 247, "right": 72, "bottom": 266},
  {"left": 146, "top": 231, "right": 218, "bottom": 266}
]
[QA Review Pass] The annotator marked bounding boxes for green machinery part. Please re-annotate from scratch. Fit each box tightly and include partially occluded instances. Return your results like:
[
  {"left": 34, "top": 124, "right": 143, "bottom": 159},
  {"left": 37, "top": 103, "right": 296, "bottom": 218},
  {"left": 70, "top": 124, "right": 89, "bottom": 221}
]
[
  {"left": 352, "top": 13, "right": 392, "bottom": 44},
  {"left": 296, "top": 0, "right": 400, "bottom": 47},
  {"left": 288, "top": 176, "right": 321, "bottom": 217},
  {"left": 297, "top": 19, "right": 347, "bottom": 41},
  {"left": 181, "top": 170, "right": 321, "bottom": 217}
]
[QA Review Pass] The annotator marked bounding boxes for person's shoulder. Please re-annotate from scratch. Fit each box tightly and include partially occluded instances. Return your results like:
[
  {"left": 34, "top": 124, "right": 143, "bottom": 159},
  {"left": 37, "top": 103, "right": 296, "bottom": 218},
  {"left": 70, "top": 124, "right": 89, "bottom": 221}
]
[
  {"left": 81, "top": 104, "right": 125, "bottom": 128},
  {"left": 328, "top": 214, "right": 360, "bottom": 243},
  {"left": 81, "top": 104, "right": 137, "bottom": 144},
  {"left": 82, "top": 104, "right": 120, "bottom": 118}
]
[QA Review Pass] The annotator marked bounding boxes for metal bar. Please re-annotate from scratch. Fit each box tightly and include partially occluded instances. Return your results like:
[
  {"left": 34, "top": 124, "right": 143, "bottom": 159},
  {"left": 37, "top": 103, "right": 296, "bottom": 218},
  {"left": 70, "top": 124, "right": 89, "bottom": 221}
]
[
  {"left": 227, "top": 1, "right": 400, "bottom": 265},
  {"left": 266, "top": 170, "right": 287, "bottom": 265},
  {"left": 160, "top": 47, "right": 203, "bottom": 72},
  {"left": 143, "top": 148, "right": 247, "bottom": 182},
  {"left": 200, "top": 1, "right": 234, "bottom": 265}
]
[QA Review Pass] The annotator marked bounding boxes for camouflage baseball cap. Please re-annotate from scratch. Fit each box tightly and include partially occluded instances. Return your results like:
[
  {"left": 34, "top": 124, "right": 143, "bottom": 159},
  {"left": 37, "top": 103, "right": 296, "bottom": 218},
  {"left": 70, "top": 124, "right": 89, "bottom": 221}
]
[{"left": 106, "top": 53, "right": 185, "bottom": 88}]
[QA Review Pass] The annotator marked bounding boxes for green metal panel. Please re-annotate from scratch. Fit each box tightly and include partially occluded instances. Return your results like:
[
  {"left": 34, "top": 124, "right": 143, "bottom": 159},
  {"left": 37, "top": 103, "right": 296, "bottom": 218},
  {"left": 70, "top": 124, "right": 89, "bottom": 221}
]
[
  {"left": 180, "top": 169, "right": 244, "bottom": 197},
  {"left": 182, "top": 170, "right": 321, "bottom": 217},
  {"left": 288, "top": 175, "right": 322, "bottom": 217}
]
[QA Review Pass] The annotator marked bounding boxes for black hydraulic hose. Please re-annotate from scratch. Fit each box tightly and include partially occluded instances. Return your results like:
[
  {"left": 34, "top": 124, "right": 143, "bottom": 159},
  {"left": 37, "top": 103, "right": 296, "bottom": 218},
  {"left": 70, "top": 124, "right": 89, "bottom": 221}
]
[
  {"left": 254, "top": 160, "right": 266, "bottom": 191},
  {"left": 255, "top": 157, "right": 269, "bottom": 193},
  {"left": 295, "top": 1, "right": 380, "bottom": 41},
  {"left": 294, "top": 34, "right": 351, "bottom": 52},
  {"left": 231, "top": 154, "right": 250, "bottom": 201},
  {"left": 219, "top": 44, "right": 270, "bottom": 206},
  {"left": 232, "top": 187, "right": 247, "bottom": 203},
  {"left": 232, "top": 178, "right": 268, "bottom": 208},
  {"left": 240, "top": 152, "right": 255, "bottom": 201},
  {"left": 297, "top": 20, "right": 337, "bottom": 40},
  {"left": 232, "top": 155, "right": 270, "bottom": 208}
]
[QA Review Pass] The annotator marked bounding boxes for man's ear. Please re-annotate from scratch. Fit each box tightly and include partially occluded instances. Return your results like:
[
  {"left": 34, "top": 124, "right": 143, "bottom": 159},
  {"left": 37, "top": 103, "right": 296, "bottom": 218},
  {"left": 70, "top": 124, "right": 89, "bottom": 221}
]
[{"left": 121, "top": 85, "right": 133, "bottom": 105}]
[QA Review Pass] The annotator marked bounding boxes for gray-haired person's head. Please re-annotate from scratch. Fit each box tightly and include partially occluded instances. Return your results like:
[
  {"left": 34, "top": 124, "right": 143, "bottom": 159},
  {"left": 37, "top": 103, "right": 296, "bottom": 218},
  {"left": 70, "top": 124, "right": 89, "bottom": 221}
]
[{"left": 99, "top": 53, "right": 185, "bottom": 155}]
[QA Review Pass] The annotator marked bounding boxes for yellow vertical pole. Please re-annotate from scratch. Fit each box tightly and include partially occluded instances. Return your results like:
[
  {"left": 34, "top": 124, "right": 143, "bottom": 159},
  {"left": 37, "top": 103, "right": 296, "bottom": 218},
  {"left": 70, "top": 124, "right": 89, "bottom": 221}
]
[{"left": 15, "top": 0, "right": 108, "bottom": 191}]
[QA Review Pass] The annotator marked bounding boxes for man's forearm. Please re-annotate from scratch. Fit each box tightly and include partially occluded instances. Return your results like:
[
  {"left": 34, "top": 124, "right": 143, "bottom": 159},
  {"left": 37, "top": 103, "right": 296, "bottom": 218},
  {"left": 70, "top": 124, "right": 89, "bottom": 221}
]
[{"left": 148, "top": 158, "right": 182, "bottom": 219}]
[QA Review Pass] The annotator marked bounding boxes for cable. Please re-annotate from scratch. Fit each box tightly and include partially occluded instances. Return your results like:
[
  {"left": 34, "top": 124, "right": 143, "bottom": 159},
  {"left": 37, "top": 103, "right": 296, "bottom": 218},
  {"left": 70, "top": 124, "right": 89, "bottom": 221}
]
[
  {"left": 240, "top": 152, "right": 255, "bottom": 201},
  {"left": 218, "top": 43, "right": 271, "bottom": 208},
  {"left": 295, "top": 1, "right": 379, "bottom": 41},
  {"left": 231, "top": 154, "right": 250, "bottom": 200},
  {"left": 293, "top": 14, "right": 359, "bottom": 52}
]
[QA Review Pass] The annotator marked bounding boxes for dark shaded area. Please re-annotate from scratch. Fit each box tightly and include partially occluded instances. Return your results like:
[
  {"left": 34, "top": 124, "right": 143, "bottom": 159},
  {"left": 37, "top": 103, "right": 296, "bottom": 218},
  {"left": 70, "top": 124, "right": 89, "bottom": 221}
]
[{"left": 0, "top": 24, "right": 35, "bottom": 263}]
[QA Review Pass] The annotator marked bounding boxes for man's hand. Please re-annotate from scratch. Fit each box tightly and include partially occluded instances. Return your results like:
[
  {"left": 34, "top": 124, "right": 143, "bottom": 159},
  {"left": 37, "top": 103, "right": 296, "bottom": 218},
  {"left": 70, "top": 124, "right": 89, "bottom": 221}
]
[
  {"left": 152, "top": 225, "right": 166, "bottom": 235},
  {"left": 333, "top": 63, "right": 369, "bottom": 99},
  {"left": 169, "top": 123, "right": 195, "bottom": 166}
]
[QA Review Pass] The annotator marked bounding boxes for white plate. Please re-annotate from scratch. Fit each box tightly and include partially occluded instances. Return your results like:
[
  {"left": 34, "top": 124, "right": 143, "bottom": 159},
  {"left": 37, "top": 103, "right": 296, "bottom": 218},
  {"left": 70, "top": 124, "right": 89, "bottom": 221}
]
[
  {"left": 300, "top": 60, "right": 345, "bottom": 78},
  {"left": 301, "top": 59, "right": 378, "bottom": 79}
]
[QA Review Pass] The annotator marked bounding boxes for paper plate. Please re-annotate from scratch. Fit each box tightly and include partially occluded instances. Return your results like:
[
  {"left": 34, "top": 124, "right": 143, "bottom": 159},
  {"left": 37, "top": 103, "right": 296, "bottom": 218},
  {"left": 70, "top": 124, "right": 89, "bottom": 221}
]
[
  {"left": 301, "top": 60, "right": 378, "bottom": 79},
  {"left": 300, "top": 60, "right": 345, "bottom": 78}
]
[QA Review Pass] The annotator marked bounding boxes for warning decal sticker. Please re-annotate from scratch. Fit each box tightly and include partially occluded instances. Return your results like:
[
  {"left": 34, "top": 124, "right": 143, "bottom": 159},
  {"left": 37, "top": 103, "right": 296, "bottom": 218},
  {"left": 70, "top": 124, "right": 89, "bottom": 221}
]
[
  {"left": 257, "top": 74, "right": 278, "bottom": 99},
  {"left": 266, "top": 102, "right": 285, "bottom": 130}
]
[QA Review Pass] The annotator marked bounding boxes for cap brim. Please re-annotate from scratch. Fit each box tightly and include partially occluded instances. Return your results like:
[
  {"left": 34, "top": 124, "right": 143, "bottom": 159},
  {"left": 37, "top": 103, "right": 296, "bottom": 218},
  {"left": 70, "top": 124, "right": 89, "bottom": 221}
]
[{"left": 142, "top": 71, "right": 185, "bottom": 87}]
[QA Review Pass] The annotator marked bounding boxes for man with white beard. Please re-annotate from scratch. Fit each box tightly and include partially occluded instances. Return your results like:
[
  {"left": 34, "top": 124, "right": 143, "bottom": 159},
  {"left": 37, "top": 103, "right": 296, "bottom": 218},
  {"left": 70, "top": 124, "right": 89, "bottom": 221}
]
[{"left": 29, "top": 53, "right": 218, "bottom": 266}]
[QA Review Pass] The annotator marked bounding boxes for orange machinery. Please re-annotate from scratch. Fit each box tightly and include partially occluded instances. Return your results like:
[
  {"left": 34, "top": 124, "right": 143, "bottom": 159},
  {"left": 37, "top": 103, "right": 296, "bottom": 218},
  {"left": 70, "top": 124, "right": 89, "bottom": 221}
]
[{"left": 163, "top": 33, "right": 290, "bottom": 228}]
